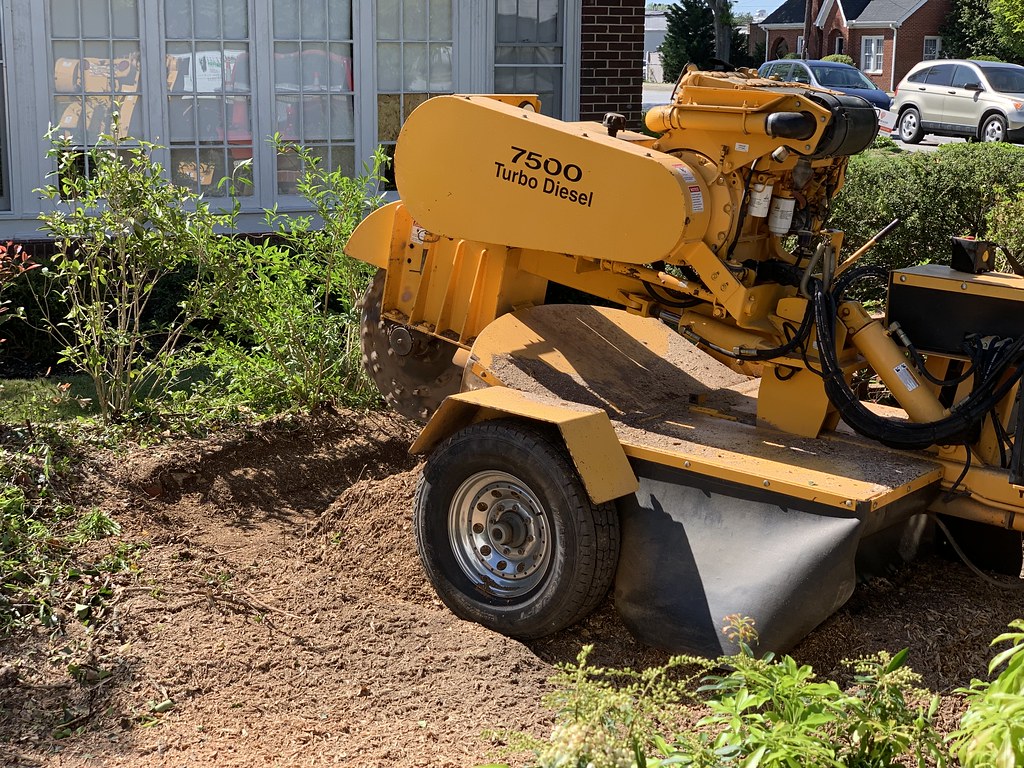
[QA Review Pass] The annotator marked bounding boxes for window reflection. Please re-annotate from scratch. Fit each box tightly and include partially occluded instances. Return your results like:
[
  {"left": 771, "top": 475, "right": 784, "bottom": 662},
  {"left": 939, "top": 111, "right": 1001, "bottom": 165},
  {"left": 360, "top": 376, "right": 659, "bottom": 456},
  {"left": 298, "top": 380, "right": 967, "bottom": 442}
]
[
  {"left": 272, "top": 0, "right": 354, "bottom": 194},
  {"left": 50, "top": 0, "right": 142, "bottom": 143}
]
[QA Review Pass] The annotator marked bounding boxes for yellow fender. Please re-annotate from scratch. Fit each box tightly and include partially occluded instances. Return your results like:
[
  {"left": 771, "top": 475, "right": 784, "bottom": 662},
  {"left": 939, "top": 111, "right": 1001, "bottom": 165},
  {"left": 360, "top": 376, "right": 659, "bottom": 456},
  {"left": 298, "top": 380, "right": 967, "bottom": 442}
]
[{"left": 410, "top": 387, "right": 638, "bottom": 505}]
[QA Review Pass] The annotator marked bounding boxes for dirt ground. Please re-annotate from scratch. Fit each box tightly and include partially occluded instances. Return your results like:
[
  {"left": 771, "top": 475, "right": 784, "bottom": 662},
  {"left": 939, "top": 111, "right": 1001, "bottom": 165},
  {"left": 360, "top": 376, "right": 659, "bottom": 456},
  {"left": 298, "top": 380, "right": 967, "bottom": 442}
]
[{"left": 1, "top": 409, "right": 1023, "bottom": 768}]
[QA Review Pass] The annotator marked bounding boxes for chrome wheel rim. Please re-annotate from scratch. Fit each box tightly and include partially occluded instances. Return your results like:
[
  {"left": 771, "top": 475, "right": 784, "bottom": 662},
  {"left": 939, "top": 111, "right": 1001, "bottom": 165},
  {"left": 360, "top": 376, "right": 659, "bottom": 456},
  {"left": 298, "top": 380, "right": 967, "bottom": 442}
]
[
  {"left": 448, "top": 470, "right": 551, "bottom": 597},
  {"left": 983, "top": 119, "right": 1004, "bottom": 142}
]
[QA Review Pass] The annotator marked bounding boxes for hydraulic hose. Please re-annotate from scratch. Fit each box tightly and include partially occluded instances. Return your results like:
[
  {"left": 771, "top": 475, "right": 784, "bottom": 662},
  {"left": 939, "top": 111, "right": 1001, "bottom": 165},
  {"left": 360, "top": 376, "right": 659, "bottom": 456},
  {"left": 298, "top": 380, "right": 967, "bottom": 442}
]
[{"left": 812, "top": 279, "right": 1024, "bottom": 450}]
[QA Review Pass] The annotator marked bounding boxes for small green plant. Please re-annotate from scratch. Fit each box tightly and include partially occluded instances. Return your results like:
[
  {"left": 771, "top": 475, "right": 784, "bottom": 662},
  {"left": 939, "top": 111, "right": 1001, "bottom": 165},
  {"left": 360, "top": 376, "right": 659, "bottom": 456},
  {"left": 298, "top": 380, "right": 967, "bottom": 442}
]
[
  {"left": 822, "top": 54, "right": 856, "bottom": 65},
  {"left": 36, "top": 123, "right": 238, "bottom": 423},
  {"left": 950, "top": 620, "right": 1024, "bottom": 768},
  {"left": 493, "top": 617, "right": 945, "bottom": 768},
  {"left": 1, "top": 427, "right": 139, "bottom": 634}
]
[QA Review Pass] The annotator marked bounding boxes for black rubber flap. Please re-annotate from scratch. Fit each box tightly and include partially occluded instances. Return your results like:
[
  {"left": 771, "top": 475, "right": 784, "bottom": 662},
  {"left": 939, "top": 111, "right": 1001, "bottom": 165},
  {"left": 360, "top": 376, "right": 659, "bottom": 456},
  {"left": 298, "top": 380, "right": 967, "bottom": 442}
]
[{"left": 614, "top": 464, "right": 862, "bottom": 656}]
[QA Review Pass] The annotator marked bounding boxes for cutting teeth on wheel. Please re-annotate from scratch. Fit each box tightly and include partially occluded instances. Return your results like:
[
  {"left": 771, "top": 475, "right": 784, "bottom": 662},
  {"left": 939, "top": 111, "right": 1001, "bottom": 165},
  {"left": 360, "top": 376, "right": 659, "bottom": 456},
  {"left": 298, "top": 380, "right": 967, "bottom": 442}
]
[{"left": 359, "top": 270, "right": 464, "bottom": 423}]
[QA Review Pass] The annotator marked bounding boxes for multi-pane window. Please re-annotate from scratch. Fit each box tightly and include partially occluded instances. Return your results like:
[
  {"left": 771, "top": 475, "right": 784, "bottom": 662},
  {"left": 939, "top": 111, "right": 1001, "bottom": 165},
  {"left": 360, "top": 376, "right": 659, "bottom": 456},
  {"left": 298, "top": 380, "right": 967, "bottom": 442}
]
[
  {"left": 165, "top": 0, "right": 252, "bottom": 197},
  {"left": 272, "top": 0, "right": 355, "bottom": 195},
  {"left": 494, "top": 0, "right": 564, "bottom": 118},
  {"left": 376, "top": 0, "right": 455, "bottom": 189},
  {"left": 861, "top": 36, "right": 883, "bottom": 74},
  {"left": 923, "top": 37, "right": 942, "bottom": 61},
  {"left": 50, "top": 0, "right": 142, "bottom": 158}
]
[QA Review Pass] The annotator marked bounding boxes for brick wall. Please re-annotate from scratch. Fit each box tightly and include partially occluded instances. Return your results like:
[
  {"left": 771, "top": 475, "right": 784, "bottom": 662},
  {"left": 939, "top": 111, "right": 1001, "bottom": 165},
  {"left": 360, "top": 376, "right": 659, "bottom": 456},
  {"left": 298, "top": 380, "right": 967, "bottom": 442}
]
[
  {"left": 580, "top": 0, "right": 645, "bottom": 126},
  {"left": 890, "top": 0, "right": 951, "bottom": 86}
]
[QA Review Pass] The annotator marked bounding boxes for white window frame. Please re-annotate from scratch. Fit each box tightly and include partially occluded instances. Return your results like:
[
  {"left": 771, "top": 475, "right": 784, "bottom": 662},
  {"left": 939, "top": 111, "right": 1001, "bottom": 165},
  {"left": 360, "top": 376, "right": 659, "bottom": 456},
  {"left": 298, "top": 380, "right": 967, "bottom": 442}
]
[
  {"left": 833, "top": 36, "right": 844, "bottom": 55},
  {"left": 9, "top": 0, "right": 584, "bottom": 233},
  {"left": 796, "top": 34, "right": 804, "bottom": 55},
  {"left": 861, "top": 35, "right": 883, "bottom": 74},
  {"left": 923, "top": 36, "right": 941, "bottom": 60}
]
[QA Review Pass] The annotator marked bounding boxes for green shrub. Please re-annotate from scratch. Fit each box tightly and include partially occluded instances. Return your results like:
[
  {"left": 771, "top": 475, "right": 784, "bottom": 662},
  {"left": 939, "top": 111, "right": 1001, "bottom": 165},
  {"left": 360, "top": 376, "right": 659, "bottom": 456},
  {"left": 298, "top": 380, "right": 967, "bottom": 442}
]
[
  {"left": 36, "top": 126, "right": 238, "bottom": 422},
  {"left": 186, "top": 142, "right": 386, "bottom": 414},
  {"left": 822, "top": 54, "right": 855, "bottom": 65},
  {"left": 831, "top": 142, "right": 1024, "bottom": 274},
  {"left": 490, "top": 623, "right": 945, "bottom": 768},
  {"left": 950, "top": 620, "right": 1024, "bottom": 768},
  {"left": 986, "top": 187, "right": 1024, "bottom": 269}
]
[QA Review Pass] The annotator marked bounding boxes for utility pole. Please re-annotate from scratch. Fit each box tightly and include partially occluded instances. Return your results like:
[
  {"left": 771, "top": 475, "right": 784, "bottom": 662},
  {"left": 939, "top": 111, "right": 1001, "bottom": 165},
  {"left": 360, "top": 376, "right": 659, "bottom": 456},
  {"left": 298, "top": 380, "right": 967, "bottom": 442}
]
[{"left": 802, "top": 0, "right": 812, "bottom": 58}]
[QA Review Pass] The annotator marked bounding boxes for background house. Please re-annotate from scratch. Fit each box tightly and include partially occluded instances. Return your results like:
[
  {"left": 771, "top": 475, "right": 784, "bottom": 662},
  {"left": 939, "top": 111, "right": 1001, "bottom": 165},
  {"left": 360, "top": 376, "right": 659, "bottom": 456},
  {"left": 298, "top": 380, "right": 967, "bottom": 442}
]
[
  {"left": 756, "top": 0, "right": 950, "bottom": 90},
  {"left": 0, "top": 0, "right": 644, "bottom": 240}
]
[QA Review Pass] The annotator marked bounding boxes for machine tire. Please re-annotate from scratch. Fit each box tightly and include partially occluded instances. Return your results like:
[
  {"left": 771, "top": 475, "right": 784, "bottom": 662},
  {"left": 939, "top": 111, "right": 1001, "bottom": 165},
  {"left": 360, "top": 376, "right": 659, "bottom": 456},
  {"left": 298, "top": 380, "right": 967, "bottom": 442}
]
[
  {"left": 414, "top": 419, "right": 619, "bottom": 640},
  {"left": 898, "top": 107, "right": 923, "bottom": 144},
  {"left": 981, "top": 114, "right": 1007, "bottom": 142}
]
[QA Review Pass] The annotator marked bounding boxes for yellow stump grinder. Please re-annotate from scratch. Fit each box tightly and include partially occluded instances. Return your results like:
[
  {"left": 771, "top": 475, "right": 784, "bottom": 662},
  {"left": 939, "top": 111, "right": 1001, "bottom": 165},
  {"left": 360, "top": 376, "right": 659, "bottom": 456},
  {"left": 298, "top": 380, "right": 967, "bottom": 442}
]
[{"left": 346, "top": 67, "right": 1024, "bottom": 655}]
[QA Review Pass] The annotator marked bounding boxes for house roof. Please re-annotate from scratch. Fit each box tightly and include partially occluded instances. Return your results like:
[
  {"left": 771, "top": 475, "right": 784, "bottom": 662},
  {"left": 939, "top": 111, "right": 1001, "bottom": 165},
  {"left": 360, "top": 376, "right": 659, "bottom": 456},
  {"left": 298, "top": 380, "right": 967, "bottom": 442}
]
[
  {"left": 760, "top": 0, "right": 805, "bottom": 26},
  {"left": 848, "top": 0, "right": 928, "bottom": 25}
]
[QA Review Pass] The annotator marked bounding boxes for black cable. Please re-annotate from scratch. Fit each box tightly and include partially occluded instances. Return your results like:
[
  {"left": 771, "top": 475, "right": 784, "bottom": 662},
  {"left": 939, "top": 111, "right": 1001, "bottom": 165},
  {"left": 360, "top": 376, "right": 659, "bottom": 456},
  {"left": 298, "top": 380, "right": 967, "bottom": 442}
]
[
  {"left": 933, "top": 516, "right": 1024, "bottom": 591},
  {"left": 682, "top": 294, "right": 816, "bottom": 362},
  {"left": 643, "top": 281, "right": 704, "bottom": 309},
  {"left": 943, "top": 442, "right": 973, "bottom": 502},
  {"left": 725, "top": 166, "right": 755, "bottom": 262}
]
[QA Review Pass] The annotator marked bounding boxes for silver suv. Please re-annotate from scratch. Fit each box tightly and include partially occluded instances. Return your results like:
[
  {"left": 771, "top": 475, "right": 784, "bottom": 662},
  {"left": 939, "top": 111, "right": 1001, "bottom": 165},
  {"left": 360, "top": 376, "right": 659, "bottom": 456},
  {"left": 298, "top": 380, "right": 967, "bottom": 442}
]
[{"left": 893, "top": 59, "right": 1024, "bottom": 143}]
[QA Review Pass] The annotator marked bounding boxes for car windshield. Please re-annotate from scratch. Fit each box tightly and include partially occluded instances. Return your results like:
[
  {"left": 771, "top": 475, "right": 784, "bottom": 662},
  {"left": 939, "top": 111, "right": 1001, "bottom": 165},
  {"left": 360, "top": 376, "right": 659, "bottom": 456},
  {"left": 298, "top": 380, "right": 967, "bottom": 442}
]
[
  {"left": 981, "top": 66, "right": 1024, "bottom": 93},
  {"left": 811, "top": 65, "right": 877, "bottom": 90}
]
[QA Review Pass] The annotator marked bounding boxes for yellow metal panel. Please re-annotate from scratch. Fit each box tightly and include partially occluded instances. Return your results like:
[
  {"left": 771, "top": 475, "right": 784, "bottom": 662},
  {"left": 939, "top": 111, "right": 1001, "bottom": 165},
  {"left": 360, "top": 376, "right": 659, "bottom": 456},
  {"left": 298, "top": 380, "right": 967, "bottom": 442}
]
[
  {"left": 893, "top": 264, "right": 1024, "bottom": 302},
  {"left": 410, "top": 387, "right": 638, "bottom": 504},
  {"left": 344, "top": 201, "right": 402, "bottom": 269},
  {"left": 394, "top": 95, "right": 711, "bottom": 264}
]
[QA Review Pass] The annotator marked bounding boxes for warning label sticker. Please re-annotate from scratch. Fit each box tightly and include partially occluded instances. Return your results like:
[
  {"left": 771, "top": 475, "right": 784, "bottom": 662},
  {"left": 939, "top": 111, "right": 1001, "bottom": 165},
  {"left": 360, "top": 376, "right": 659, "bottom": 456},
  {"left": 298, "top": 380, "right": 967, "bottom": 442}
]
[
  {"left": 688, "top": 184, "right": 705, "bottom": 213},
  {"left": 674, "top": 164, "right": 697, "bottom": 183},
  {"left": 735, "top": 142, "right": 750, "bottom": 153},
  {"left": 893, "top": 362, "right": 920, "bottom": 392}
]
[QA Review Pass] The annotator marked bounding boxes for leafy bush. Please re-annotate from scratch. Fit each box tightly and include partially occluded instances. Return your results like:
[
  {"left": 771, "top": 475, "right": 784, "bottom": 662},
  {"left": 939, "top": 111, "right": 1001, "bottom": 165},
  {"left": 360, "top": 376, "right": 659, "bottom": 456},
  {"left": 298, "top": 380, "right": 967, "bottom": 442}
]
[
  {"left": 822, "top": 54, "right": 855, "bottom": 65},
  {"left": 950, "top": 620, "right": 1024, "bottom": 767},
  {"left": 186, "top": 142, "right": 386, "bottom": 414},
  {"left": 831, "top": 142, "right": 1024, "bottom": 274},
  {"left": 36, "top": 127, "right": 238, "bottom": 422}
]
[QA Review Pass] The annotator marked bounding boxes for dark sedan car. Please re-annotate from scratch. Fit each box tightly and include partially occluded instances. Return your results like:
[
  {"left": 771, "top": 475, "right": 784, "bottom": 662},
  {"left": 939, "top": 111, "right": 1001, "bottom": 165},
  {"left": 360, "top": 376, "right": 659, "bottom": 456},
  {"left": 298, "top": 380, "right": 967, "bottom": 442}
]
[{"left": 758, "top": 59, "right": 892, "bottom": 110}]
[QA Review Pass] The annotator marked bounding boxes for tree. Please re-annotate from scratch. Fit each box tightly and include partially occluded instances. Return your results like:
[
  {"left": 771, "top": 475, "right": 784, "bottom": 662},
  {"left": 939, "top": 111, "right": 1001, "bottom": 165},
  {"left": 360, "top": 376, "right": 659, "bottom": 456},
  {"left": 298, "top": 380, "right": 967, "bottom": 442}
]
[
  {"left": 710, "top": 0, "right": 732, "bottom": 61},
  {"left": 659, "top": 0, "right": 754, "bottom": 80},
  {"left": 990, "top": 0, "right": 1024, "bottom": 60},
  {"left": 940, "top": 0, "right": 1006, "bottom": 59},
  {"left": 659, "top": 0, "right": 716, "bottom": 81}
]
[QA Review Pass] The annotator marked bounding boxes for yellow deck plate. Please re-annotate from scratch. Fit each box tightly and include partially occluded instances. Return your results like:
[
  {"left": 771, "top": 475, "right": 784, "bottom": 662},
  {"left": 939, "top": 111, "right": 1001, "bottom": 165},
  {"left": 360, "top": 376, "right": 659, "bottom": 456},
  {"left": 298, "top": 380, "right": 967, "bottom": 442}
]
[{"left": 471, "top": 305, "right": 943, "bottom": 512}]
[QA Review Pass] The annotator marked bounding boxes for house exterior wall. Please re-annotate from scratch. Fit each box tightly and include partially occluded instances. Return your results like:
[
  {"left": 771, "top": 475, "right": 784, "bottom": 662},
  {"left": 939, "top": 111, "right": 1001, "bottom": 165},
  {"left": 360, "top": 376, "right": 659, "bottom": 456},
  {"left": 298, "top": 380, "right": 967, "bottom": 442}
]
[
  {"left": 890, "top": 0, "right": 951, "bottom": 85},
  {"left": 580, "top": 0, "right": 645, "bottom": 125},
  {"left": 820, "top": 2, "right": 847, "bottom": 58}
]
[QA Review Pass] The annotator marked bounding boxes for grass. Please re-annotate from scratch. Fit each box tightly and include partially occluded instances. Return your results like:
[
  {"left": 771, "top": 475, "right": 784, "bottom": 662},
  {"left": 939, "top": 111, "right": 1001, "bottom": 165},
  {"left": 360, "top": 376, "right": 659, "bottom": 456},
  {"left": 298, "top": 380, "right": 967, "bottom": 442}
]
[{"left": 0, "top": 375, "right": 99, "bottom": 422}]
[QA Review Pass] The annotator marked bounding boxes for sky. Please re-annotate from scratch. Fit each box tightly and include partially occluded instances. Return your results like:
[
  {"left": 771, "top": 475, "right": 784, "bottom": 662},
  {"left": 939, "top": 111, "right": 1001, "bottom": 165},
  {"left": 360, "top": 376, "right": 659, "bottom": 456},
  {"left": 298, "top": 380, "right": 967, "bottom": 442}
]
[{"left": 654, "top": 0, "right": 788, "bottom": 20}]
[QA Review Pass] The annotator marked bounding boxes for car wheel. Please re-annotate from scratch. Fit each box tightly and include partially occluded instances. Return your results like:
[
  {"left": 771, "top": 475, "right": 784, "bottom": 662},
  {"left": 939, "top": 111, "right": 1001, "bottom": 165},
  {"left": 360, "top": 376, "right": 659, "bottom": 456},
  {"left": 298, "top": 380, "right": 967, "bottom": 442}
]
[
  {"left": 414, "top": 419, "right": 620, "bottom": 640},
  {"left": 981, "top": 114, "right": 1007, "bottom": 142},
  {"left": 898, "top": 107, "right": 923, "bottom": 144}
]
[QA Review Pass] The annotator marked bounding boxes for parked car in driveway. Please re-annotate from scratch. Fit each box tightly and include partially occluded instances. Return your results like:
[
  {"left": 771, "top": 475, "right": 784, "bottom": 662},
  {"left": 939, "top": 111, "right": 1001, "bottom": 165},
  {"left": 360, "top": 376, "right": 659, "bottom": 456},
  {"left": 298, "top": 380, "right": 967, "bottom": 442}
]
[
  {"left": 892, "top": 59, "right": 1024, "bottom": 143},
  {"left": 758, "top": 59, "right": 892, "bottom": 110}
]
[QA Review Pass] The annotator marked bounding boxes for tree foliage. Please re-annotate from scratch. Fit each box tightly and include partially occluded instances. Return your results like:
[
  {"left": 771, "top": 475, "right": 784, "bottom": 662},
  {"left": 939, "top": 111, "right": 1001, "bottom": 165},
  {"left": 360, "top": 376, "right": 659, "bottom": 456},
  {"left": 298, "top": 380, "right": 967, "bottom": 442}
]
[
  {"left": 659, "top": 0, "right": 754, "bottom": 82},
  {"left": 940, "top": 0, "right": 1007, "bottom": 60},
  {"left": 990, "top": 0, "right": 1024, "bottom": 60}
]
